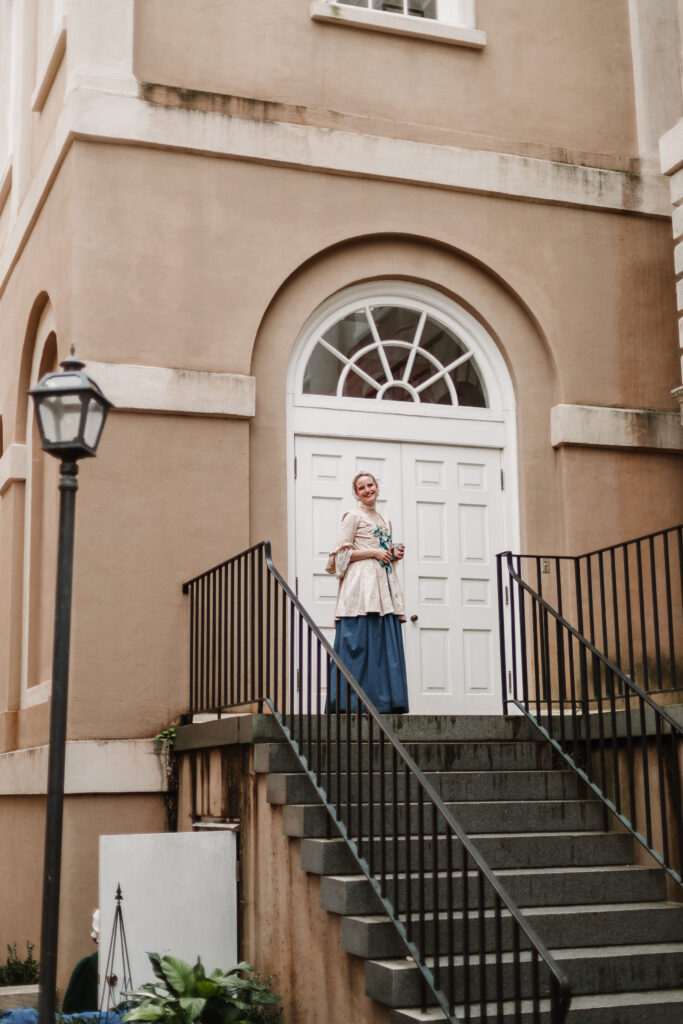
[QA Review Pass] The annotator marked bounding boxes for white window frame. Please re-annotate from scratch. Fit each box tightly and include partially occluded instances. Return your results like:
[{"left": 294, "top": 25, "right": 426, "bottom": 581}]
[
  {"left": 292, "top": 282, "right": 513, "bottom": 421},
  {"left": 310, "top": 0, "right": 485, "bottom": 49}
]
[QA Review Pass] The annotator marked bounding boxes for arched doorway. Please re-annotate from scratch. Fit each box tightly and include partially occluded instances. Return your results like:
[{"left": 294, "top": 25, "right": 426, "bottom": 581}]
[{"left": 287, "top": 281, "right": 518, "bottom": 714}]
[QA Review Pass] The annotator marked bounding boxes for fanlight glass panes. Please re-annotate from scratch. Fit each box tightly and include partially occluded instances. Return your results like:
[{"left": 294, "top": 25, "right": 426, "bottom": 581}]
[{"left": 302, "top": 303, "right": 488, "bottom": 408}]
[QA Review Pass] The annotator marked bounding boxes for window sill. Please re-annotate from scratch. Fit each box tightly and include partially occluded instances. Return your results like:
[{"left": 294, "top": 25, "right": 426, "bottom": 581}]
[
  {"left": 31, "top": 18, "right": 67, "bottom": 113},
  {"left": 310, "top": 2, "right": 486, "bottom": 48}
]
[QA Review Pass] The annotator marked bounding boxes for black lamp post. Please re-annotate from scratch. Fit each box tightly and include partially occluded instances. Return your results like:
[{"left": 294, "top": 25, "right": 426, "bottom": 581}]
[{"left": 28, "top": 351, "right": 112, "bottom": 1024}]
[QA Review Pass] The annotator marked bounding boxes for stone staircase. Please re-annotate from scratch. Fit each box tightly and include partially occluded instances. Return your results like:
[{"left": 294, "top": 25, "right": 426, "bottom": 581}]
[{"left": 256, "top": 715, "right": 683, "bottom": 1023}]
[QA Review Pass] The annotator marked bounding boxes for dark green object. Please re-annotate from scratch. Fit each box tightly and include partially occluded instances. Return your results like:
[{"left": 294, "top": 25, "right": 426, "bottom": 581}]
[{"left": 62, "top": 952, "right": 98, "bottom": 1014}]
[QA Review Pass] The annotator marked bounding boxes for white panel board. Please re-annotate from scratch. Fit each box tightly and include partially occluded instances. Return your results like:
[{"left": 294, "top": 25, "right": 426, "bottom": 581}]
[{"left": 99, "top": 832, "right": 238, "bottom": 1004}]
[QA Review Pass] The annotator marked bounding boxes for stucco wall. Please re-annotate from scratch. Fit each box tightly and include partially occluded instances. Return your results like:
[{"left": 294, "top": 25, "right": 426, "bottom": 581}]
[
  {"left": 177, "top": 743, "right": 392, "bottom": 1024},
  {"left": 0, "top": 793, "right": 167, "bottom": 993},
  {"left": 133, "top": 0, "right": 638, "bottom": 165}
]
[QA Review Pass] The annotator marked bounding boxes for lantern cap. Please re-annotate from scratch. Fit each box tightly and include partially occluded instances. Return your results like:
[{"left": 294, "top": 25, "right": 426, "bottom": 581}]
[{"left": 28, "top": 347, "right": 113, "bottom": 460}]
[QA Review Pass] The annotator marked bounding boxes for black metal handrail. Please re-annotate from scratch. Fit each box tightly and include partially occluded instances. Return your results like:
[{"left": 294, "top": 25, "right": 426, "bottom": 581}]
[
  {"left": 497, "top": 551, "right": 683, "bottom": 886},
  {"left": 511, "top": 525, "right": 682, "bottom": 693},
  {"left": 184, "top": 542, "right": 571, "bottom": 1022}
]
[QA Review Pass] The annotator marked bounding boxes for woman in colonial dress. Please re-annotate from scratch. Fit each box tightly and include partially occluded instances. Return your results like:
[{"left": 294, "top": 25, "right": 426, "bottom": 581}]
[{"left": 326, "top": 472, "right": 409, "bottom": 713}]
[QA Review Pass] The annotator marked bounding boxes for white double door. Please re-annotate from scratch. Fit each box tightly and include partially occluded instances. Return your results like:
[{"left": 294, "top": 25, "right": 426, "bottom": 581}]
[{"left": 294, "top": 434, "right": 505, "bottom": 714}]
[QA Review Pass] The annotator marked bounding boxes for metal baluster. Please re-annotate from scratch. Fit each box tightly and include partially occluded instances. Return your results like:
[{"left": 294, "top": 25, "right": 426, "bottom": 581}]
[
  {"left": 417, "top": 787, "right": 425, "bottom": 993},
  {"left": 649, "top": 536, "right": 663, "bottom": 692},
  {"left": 496, "top": 554, "right": 508, "bottom": 713},
  {"left": 531, "top": 946, "right": 540, "bottom": 1024},
  {"left": 379, "top": 731, "right": 387, "bottom": 896},
  {"left": 189, "top": 583, "right": 196, "bottom": 713},
  {"left": 405, "top": 763, "right": 412, "bottom": 947},
  {"left": 356, "top": 703, "right": 363, "bottom": 859},
  {"left": 236, "top": 558, "right": 242, "bottom": 705},
  {"left": 431, "top": 802, "right": 440, "bottom": 992},
  {"left": 346, "top": 687, "right": 352, "bottom": 836},
  {"left": 512, "top": 922, "right": 521, "bottom": 1020},
  {"left": 556, "top": 619, "right": 567, "bottom": 749},
  {"left": 517, "top": 557, "right": 528, "bottom": 709},
  {"left": 200, "top": 574, "right": 207, "bottom": 712},
  {"left": 636, "top": 540, "right": 650, "bottom": 690},
  {"left": 655, "top": 715, "right": 670, "bottom": 866},
  {"left": 280, "top": 587, "right": 286, "bottom": 721},
  {"left": 297, "top": 610, "right": 303, "bottom": 749},
  {"left": 494, "top": 893, "right": 503, "bottom": 1019},
  {"left": 211, "top": 569, "right": 217, "bottom": 711},
  {"left": 446, "top": 828, "right": 455, "bottom": 1014},
  {"left": 670, "top": 728, "right": 683, "bottom": 875},
  {"left": 368, "top": 715, "right": 374, "bottom": 875},
  {"left": 461, "top": 848, "right": 471, "bottom": 1024},
  {"left": 477, "top": 870, "right": 486, "bottom": 1021},
  {"left": 315, "top": 638, "right": 322, "bottom": 787},
  {"left": 638, "top": 694, "right": 653, "bottom": 847},
  {"left": 222, "top": 564, "right": 229, "bottom": 707},
  {"left": 623, "top": 683, "right": 637, "bottom": 829},
  {"left": 663, "top": 531, "right": 677, "bottom": 690},
  {"left": 609, "top": 547, "right": 622, "bottom": 680},
  {"left": 230, "top": 562, "right": 235, "bottom": 707},
  {"left": 248, "top": 550, "right": 255, "bottom": 700},
  {"left": 257, "top": 548, "right": 264, "bottom": 709},
  {"left": 623, "top": 544, "right": 636, "bottom": 682},
  {"left": 607, "top": 666, "right": 621, "bottom": 815}
]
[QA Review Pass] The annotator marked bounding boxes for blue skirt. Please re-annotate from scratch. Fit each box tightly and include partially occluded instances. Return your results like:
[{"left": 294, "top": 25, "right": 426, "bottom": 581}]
[{"left": 328, "top": 613, "right": 409, "bottom": 714}]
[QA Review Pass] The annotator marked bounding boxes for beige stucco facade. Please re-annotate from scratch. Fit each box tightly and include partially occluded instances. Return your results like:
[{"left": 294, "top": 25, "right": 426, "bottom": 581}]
[{"left": 1, "top": 0, "right": 682, "bottom": 994}]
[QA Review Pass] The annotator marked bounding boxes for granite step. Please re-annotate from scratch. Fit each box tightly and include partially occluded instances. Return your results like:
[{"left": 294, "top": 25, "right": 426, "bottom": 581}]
[
  {"left": 320, "top": 864, "right": 666, "bottom": 917},
  {"left": 300, "top": 830, "right": 634, "bottom": 876},
  {"left": 267, "top": 769, "right": 584, "bottom": 805},
  {"left": 341, "top": 900, "right": 683, "bottom": 959},
  {"left": 365, "top": 942, "right": 683, "bottom": 1007},
  {"left": 282, "top": 798, "right": 606, "bottom": 838},
  {"left": 390, "top": 988, "right": 683, "bottom": 1023}
]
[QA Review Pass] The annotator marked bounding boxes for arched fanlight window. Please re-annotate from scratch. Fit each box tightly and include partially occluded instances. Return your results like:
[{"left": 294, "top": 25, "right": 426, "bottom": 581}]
[{"left": 302, "top": 302, "right": 488, "bottom": 407}]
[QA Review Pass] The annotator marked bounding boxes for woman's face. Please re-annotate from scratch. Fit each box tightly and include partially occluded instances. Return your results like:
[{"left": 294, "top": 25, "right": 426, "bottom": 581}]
[{"left": 355, "top": 475, "right": 378, "bottom": 507}]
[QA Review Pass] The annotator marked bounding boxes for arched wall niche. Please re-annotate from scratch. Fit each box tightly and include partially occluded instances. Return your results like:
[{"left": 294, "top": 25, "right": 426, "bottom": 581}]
[
  {"left": 15, "top": 291, "right": 51, "bottom": 445},
  {"left": 249, "top": 235, "right": 565, "bottom": 566},
  {"left": 21, "top": 299, "right": 60, "bottom": 706}
]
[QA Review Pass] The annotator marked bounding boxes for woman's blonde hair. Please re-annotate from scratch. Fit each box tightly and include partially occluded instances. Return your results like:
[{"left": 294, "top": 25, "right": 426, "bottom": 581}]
[{"left": 352, "top": 471, "right": 379, "bottom": 496}]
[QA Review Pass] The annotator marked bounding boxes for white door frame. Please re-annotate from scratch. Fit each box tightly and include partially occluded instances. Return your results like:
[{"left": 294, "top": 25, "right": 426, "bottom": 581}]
[{"left": 285, "top": 281, "right": 520, "bottom": 707}]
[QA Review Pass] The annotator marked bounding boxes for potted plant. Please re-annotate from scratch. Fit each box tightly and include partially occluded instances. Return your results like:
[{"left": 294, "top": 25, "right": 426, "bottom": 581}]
[{"left": 120, "top": 954, "right": 280, "bottom": 1024}]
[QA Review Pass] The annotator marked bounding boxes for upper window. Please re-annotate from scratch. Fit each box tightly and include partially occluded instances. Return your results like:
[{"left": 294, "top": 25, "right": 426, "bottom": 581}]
[
  {"left": 336, "top": 1, "right": 469, "bottom": 24},
  {"left": 303, "top": 302, "right": 487, "bottom": 407},
  {"left": 310, "top": 1, "right": 485, "bottom": 48}
]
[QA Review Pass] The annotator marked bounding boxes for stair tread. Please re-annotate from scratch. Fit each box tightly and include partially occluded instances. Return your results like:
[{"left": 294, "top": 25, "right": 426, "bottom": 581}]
[
  {"left": 370, "top": 941, "right": 683, "bottom": 970},
  {"left": 393, "top": 989, "right": 683, "bottom": 1021},
  {"left": 330, "top": 863, "right": 659, "bottom": 881},
  {"left": 348, "top": 900, "right": 682, "bottom": 923}
]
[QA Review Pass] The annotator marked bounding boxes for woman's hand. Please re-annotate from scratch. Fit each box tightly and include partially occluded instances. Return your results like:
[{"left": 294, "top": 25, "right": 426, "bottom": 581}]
[
  {"left": 391, "top": 544, "right": 405, "bottom": 562},
  {"left": 375, "top": 548, "right": 393, "bottom": 565}
]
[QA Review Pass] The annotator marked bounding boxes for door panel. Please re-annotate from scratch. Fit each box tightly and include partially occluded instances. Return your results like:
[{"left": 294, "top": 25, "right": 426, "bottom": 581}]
[{"left": 295, "top": 435, "right": 504, "bottom": 714}]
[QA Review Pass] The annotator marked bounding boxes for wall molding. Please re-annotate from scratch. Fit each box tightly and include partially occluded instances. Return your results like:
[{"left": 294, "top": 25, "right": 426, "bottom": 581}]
[
  {"left": 84, "top": 361, "right": 255, "bottom": 418},
  {"left": 0, "top": 444, "right": 27, "bottom": 496},
  {"left": 0, "top": 739, "right": 168, "bottom": 795},
  {"left": 0, "top": 84, "right": 671, "bottom": 302},
  {"left": 551, "top": 404, "right": 683, "bottom": 452}
]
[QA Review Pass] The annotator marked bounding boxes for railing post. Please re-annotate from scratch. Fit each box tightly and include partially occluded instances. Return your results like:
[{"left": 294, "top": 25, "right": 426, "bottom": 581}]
[{"left": 496, "top": 553, "right": 509, "bottom": 714}]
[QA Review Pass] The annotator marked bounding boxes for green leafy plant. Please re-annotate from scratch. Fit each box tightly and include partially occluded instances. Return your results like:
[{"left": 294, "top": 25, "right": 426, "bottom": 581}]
[
  {"left": 154, "top": 726, "right": 177, "bottom": 747},
  {"left": 120, "top": 953, "right": 281, "bottom": 1024},
  {"left": 0, "top": 942, "right": 40, "bottom": 986}
]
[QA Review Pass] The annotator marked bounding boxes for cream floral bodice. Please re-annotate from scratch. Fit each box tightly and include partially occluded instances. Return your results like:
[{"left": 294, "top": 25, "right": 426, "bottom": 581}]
[{"left": 330, "top": 508, "right": 405, "bottom": 621}]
